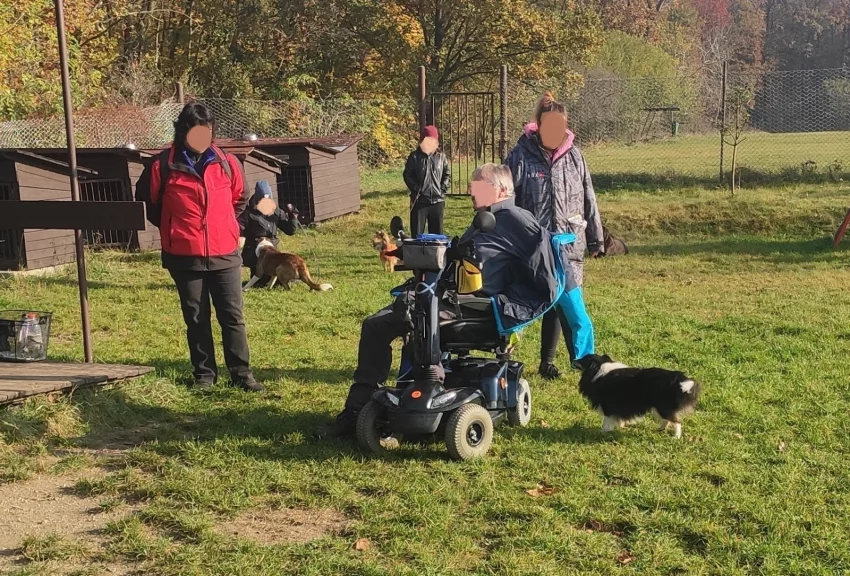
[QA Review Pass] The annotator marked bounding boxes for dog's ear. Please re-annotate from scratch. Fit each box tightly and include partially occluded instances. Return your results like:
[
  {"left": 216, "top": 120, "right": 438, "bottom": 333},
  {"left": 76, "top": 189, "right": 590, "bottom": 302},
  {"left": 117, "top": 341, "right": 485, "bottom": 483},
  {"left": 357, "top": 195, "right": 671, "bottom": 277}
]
[{"left": 601, "top": 354, "right": 613, "bottom": 363}]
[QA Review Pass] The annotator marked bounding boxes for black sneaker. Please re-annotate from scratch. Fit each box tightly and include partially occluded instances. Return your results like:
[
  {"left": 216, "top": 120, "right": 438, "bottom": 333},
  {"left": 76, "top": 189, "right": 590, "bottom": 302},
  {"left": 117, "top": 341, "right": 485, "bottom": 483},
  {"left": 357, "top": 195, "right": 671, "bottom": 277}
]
[
  {"left": 233, "top": 375, "right": 265, "bottom": 392},
  {"left": 314, "top": 410, "right": 357, "bottom": 439},
  {"left": 538, "top": 363, "right": 561, "bottom": 380}
]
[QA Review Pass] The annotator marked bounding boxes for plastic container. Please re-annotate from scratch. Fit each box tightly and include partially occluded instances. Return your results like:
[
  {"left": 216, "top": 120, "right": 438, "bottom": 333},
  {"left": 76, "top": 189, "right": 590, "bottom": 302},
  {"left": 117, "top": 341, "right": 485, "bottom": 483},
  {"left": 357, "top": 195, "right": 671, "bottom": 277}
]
[
  {"left": 0, "top": 310, "right": 52, "bottom": 362},
  {"left": 402, "top": 236, "right": 449, "bottom": 271}
]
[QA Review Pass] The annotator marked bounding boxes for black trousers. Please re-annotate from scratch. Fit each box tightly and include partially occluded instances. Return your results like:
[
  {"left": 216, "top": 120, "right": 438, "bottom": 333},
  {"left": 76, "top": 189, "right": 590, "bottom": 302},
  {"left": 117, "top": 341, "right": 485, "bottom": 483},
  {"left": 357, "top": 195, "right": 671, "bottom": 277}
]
[
  {"left": 344, "top": 304, "right": 411, "bottom": 413},
  {"left": 410, "top": 202, "right": 445, "bottom": 237},
  {"left": 540, "top": 260, "right": 584, "bottom": 365},
  {"left": 169, "top": 267, "right": 253, "bottom": 382}
]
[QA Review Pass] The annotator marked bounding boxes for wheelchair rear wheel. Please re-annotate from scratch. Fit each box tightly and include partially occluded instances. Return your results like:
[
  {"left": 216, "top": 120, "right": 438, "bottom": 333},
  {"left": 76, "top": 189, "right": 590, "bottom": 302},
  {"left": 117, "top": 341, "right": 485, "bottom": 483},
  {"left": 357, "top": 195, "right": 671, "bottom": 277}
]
[
  {"left": 507, "top": 378, "right": 532, "bottom": 427},
  {"left": 356, "top": 400, "right": 400, "bottom": 454}
]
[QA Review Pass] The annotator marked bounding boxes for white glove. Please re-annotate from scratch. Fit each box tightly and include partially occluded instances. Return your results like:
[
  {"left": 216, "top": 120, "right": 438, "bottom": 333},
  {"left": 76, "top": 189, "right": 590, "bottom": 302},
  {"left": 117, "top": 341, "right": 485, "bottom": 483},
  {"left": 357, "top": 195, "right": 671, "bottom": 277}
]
[{"left": 238, "top": 237, "right": 246, "bottom": 250}]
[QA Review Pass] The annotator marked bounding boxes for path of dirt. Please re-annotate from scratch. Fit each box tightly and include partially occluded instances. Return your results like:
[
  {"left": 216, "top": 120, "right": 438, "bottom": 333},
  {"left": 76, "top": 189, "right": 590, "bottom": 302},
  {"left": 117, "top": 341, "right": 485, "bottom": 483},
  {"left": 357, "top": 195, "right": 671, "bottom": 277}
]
[
  {"left": 0, "top": 470, "right": 137, "bottom": 574},
  {"left": 215, "top": 507, "right": 351, "bottom": 544}
]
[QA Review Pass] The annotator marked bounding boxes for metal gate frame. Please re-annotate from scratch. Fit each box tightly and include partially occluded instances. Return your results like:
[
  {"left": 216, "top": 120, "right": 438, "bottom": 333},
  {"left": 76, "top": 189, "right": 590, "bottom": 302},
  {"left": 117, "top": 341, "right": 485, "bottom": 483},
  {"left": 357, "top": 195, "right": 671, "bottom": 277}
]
[
  {"left": 78, "top": 178, "right": 134, "bottom": 250},
  {"left": 419, "top": 65, "right": 508, "bottom": 195}
]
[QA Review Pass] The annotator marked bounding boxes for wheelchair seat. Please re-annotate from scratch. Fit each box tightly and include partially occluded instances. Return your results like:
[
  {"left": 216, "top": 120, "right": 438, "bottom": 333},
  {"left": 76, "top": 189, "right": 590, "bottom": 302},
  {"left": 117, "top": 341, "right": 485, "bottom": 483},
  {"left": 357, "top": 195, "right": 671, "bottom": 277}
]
[
  {"left": 440, "top": 294, "right": 505, "bottom": 353},
  {"left": 454, "top": 294, "right": 494, "bottom": 319}
]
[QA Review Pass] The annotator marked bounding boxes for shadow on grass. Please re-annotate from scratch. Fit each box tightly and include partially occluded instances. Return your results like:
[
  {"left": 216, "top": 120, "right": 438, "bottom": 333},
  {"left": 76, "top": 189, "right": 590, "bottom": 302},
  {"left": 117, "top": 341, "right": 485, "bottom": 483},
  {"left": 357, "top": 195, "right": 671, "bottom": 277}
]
[
  {"left": 514, "top": 423, "right": 610, "bottom": 445},
  {"left": 27, "top": 276, "right": 173, "bottom": 291},
  {"left": 635, "top": 236, "right": 848, "bottom": 264},
  {"left": 55, "top": 385, "right": 359, "bottom": 463},
  {"left": 101, "top": 357, "right": 352, "bottom": 387},
  {"left": 361, "top": 189, "right": 406, "bottom": 201}
]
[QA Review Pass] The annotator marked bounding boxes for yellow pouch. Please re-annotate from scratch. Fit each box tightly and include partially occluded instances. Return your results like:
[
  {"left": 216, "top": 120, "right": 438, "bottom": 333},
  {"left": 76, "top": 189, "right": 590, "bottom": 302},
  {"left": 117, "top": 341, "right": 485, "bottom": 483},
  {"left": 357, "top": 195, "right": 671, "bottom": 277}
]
[{"left": 456, "top": 259, "right": 483, "bottom": 294}]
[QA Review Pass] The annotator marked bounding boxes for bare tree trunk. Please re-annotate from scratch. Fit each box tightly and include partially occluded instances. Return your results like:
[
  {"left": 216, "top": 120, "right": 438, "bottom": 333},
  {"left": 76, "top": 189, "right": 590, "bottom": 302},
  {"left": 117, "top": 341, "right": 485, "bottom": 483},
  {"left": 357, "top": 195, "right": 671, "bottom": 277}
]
[{"left": 730, "top": 143, "right": 738, "bottom": 195}]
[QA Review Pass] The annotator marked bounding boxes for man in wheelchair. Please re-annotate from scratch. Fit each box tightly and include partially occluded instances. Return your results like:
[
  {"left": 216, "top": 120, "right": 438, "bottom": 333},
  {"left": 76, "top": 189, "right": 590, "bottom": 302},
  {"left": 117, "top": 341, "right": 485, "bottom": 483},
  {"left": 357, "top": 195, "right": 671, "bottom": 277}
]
[{"left": 316, "top": 163, "right": 594, "bottom": 439}]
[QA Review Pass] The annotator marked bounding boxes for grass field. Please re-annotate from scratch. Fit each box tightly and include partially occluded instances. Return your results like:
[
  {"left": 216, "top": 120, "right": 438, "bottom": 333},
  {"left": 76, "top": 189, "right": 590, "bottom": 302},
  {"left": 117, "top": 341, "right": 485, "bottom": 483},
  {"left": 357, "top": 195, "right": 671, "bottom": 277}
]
[
  {"left": 2, "top": 168, "right": 850, "bottom": 575},
  {"left": 446, "top": 130, "right": 850, "bottom": 193},
  {"left": 586, "top": 130, "right": 850, "bottom": 181}
]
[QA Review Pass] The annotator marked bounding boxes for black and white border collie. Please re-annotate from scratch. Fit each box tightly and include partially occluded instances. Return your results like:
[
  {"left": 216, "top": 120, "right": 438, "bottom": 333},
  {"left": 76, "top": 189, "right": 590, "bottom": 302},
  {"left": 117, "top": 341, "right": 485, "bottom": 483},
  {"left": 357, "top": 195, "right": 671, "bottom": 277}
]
[{"left": 576, "top": 354, "right": 700, "bottom": 439}]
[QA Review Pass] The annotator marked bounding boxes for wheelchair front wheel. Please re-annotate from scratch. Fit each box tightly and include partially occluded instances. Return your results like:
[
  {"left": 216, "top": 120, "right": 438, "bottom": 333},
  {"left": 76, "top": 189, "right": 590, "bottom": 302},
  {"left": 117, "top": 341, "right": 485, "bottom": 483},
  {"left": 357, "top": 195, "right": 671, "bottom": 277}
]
[
  {"left": 507, "top": 378, "right": 532, "bottom": 427},
  {"left": 445, "top": 404, "right": 494, "bottom": 461}
]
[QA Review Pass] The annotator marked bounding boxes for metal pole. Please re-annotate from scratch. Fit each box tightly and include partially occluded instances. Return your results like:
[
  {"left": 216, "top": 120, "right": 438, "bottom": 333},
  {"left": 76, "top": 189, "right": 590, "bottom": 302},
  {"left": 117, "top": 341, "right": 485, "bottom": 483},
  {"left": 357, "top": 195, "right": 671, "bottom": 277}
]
[
  {"left": 54, "top": 0, "right": 93, "bottom": 363},
  {"left": 176, "top": 81, "right": 185, "bottom": 104},
  {"left": 500, "top": 65, "right": 508, "bottom": 160},
  {"left": 418, "top": 66, "right": 427, "bottom": 135},
  {"left": 719, "top": 61, "right": 728, "bottom": 183}
]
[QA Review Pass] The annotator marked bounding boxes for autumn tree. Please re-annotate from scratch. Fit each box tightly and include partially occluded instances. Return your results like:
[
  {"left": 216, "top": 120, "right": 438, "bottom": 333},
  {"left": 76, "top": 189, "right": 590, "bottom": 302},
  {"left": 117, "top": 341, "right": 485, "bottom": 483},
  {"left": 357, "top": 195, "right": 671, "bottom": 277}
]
[
  {"left": 0, "top": 0, "right": 115, "bottom": 119},
  {"left": 339, "top": 0, "right": 603, "bottom": 96}
]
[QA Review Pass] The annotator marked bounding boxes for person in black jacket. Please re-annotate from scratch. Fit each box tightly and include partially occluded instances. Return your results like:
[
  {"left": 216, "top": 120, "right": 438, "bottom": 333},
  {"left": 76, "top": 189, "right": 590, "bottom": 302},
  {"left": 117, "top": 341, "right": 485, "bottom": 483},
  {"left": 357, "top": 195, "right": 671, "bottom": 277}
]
[
  {"left": 403, "top": 125, "right": 450, "bottom": 236},
  {"left": 239, "top": 180, "right": 298, "bottom": 288}
]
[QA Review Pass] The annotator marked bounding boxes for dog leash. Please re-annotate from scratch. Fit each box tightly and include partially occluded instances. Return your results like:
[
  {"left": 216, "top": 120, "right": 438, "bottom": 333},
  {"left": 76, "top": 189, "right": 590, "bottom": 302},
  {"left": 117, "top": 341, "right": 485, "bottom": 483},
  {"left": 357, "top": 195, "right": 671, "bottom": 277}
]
[{"left": 294, "top": 219, "right": 322, "bottom": 281}]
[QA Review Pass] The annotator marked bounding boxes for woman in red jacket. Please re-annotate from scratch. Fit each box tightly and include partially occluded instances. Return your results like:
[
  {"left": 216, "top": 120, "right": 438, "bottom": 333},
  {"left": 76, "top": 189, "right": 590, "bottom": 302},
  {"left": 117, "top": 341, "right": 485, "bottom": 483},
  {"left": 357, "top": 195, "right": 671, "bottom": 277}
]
[{"left": 136, "top": 103, "right": 262, "bottom": 391}]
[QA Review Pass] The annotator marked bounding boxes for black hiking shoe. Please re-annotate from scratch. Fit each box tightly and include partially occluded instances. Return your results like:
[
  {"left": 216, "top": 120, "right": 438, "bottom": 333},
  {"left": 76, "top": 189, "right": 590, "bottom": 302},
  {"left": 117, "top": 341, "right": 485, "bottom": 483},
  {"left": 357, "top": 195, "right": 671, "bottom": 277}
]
[
  {"left": 314, "top": 410, "right": 357, "bottom": 439},
  {"left": 232, "top": 375, "right": 265, "bottom": 392},
  {"left": 193, "top": 377, "right": 216, "bottom": 390},
  {"left": 538, "top": 363, "right": 561, "bottom": 380}
]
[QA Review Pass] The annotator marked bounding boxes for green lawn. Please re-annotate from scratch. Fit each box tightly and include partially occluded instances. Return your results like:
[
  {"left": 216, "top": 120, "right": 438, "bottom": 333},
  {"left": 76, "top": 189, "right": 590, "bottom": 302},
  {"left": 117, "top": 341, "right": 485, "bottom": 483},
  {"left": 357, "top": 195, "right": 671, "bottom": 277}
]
[
  {"left": 585, "top": 130, "right": 850, "bottom": 180},
  {"left": 2, "top": 171, "right": 850, "bottom": 575},
  {"left": 444, "top": 130, "right": 850, "bottom": 193}
]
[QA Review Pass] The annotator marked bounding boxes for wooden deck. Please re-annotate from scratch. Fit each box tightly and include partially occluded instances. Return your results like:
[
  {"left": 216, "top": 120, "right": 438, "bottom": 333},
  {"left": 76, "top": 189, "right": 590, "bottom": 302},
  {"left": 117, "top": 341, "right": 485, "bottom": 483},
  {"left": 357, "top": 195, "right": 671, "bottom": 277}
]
[{"left": 0, "top": 362, "right": 154, "bottom": 405}]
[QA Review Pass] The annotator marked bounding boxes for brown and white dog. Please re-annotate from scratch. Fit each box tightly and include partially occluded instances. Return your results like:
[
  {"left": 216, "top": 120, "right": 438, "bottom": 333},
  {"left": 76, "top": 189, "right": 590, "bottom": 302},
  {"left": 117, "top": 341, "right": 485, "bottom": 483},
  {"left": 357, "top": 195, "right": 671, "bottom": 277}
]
[
  {"left": 242, "top": 239, "right": 333, "bottom": 292},
  {"left": 372, "top": 230, "right": 399, "bottom": 273}
]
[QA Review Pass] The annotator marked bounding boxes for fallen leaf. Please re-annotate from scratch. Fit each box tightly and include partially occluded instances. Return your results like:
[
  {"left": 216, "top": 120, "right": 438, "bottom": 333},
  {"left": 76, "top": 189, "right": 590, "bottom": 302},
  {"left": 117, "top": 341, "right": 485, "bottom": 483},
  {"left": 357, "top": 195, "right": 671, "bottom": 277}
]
[
  {"left": 734, "top": 433, "right": 743, "bottom": 440},
  {"left": 353, "top": 538, "right": 371, "bottom": 551},
  {"left": 526, "top": 481, "right": 556, "bottom": 498},
  {"left": 617, "top": 551, "right": 635, "bottom": 565},
  {"left": 540, "top": 420, "right": 550, "bottom": 429},
  {"left": 582, "top": 520, "right": 624, "bottom": 536},
  {"left": 778, "top": 441, "right": 786, "bottom": 452}
]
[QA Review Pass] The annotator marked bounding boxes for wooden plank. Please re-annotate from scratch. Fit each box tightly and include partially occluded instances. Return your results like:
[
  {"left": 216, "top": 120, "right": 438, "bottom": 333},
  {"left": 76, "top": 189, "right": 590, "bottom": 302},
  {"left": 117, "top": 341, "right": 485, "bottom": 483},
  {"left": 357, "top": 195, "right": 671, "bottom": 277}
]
[
  {"left": 312, "top": 182, "right": 358, "bottom": 202},
  {"left": 310, "top": 169, "right": 352, "bottom": 189},
  {"left": 0, "top": 201, "right": 147, "bottom": 230},
  {"left": 244, "top": 155, "right": 282, "bottom": 175},
  {"left": 0, "top": 362, "right": 154, "bottom": 405},
  {"left": 307, "top": 148, "right": 337, "bottom": 162},
  {"left": 18, "top": 187, "right": 72, "bottom": 202},
  {"left": 314, "top": 205, "right": 359, "bottom": 222},
  {"left": 23, "top": 231, "right": 75, "bottom": 247},
  {"left": 136, "top": 229, "right": 161, "bottom": 251},
  {"left": 313, "top": 194, "right": 360, "bottom": 211},
  {"left": 24, "top": 251, "right": 77, "bottom": 271},
  {"left": 21, "top": 233, "right": 75, "bottom": 252},
  {"left": 312, "top": 178, "right": 359, "bottom": 197},
  {"left": 15, "top": 163, "right": 69, "bottom": 185}
]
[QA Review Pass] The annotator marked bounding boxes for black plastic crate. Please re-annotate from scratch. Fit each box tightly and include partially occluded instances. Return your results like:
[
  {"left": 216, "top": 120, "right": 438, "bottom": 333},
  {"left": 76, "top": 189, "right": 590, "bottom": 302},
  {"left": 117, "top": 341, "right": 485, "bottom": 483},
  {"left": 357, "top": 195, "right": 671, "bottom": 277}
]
[{"left": 0, "top": 310, "right": 52, "bottom": 362}]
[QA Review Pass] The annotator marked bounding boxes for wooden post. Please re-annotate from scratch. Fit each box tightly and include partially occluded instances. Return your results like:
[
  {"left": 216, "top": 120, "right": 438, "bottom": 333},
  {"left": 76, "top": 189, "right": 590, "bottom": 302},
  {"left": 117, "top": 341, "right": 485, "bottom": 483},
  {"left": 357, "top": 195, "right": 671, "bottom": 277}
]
[
  {"left": 418, "top": 66, "right": 427, "bottom": 136},
  {"left": 500, "top": 65, "right": 508, "bottom": 161},
  {"left": 53, "top": 0, "right": 93, "bottom": 363},
  {"left": 719, "top": 61, "right": 728, "bottom": 183},
  {"left": 176, "top": 81, "right": 185, "bottom": 104}
]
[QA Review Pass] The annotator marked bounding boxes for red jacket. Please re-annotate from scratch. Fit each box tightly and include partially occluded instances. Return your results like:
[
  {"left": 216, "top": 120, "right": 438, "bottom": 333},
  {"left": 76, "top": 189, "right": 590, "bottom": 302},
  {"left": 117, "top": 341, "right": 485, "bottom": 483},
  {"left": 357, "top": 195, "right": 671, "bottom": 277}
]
[{"left": 136, "top": 144, "right": 250, "bottom": 271}]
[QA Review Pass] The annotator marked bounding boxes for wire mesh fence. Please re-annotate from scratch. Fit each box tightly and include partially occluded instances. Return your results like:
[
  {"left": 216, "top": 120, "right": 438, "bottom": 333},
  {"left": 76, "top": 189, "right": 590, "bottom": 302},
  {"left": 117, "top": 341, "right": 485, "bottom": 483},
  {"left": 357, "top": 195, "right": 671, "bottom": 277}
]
[
  {"left": 0, "top": 97, "right": 418, "bottom": 169},
  {"left": 1, "top": 67, "right": 848, "bottom": 187}
]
